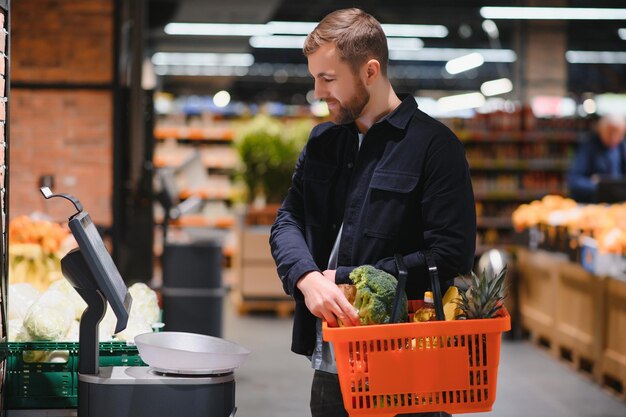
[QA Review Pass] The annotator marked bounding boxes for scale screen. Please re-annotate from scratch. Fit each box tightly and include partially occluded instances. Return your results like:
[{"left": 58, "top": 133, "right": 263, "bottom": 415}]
[{"left": 69, "top": 211, "right": 131, "bottom": 329}]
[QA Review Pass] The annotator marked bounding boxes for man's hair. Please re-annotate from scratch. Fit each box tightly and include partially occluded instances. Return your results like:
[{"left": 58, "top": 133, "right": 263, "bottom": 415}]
[{"left": 303, "top": 8, "right": 389, "bottom": 77}]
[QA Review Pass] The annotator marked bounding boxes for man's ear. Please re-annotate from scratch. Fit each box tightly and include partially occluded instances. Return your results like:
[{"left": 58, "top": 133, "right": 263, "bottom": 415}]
[{"left": 364, "top": 59, "right": 381, "bottom": 85}]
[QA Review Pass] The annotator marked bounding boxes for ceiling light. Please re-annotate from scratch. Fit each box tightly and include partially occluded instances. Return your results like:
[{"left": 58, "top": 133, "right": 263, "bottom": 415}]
[
  {"left": 438, "top": 92, "right": 485, "bottom": 112},
  {"left": 583, "top": 99, "right": 597, "bottom": 114},
  {"left": 266, "top": 21, "right": 316, "bottom": 35},
  {"left": 565, "top": 51, "right": 626, "bottom": 64},
  {"left": 380, "top": 23, "right": 447, "bottom": 38},
  {"left": 445, "top": 52, "right": 484, "bottom": 75},
  {"left": 480, "top": 7, "right": 626, "bottom": 20},
  {"left": 390, "top": 48, "right": 516, "bottom": 63},
  {"left": 619, "top": 29, "right": 626, "bottom": 40},
  {"left": 249, "top": 35, "right": 423, "bottom": 51},
  {"left": 481, "top": 20, "right": 499, "bottom": 39},
  {"left": 213, "top": 90, "right": 231, "bottom": 108},
  {"left": 250, "top": 35, "right": 306, "bottom": 49},
  {"left": 164, "top": 23, "right": 268, "bottom": 36},
  {"left": 480, "top": 78, "right": 513, "bottom": 96},
  {"left": 165, "top": 21, "right": 447, "bottom": 38},
  {"left": 151, "top": 52, "right": 254, "bottom": 67}
]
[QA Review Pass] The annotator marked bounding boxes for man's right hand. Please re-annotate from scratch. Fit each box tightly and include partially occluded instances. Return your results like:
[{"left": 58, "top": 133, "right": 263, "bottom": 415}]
[{"left": 297, "top": 271, "right": 360, "bottom": 327}]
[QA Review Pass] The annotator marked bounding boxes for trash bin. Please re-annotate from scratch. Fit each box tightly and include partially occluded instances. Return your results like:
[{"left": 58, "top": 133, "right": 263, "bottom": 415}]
[{"left": 161, "top": 239, "right": 224, "bottom": 337}]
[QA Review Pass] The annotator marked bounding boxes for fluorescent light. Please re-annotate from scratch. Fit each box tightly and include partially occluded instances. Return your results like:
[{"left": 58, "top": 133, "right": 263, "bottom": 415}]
[
  {"left": 480, "top": 78, "right": 513, "bottom": 96},
  {"left": 481, "top": 20, "right": 499, "bottom": 39},
  {"left": 165, "top": 21, "right": 447, "bottom": 38},
  {"left": 151, "top": 52, "right": 254, "bottom": 67},
  {"left": 480, "top": 7, "right": 626, "bottom": 20},
  {"left": 250, "top": 35, "right": 423, "bottom": 50},
  {"left": 619, "top": 29, "right": 626, "bottom": 40},
  {"left": 381, "top": 23, "right": 447, "bottom": 38},
  {"left": 266, "top": 21, "right": 316, "bottom": 35},
  {"left": 250, "top": 35, "right": 306, "bottom": 49},
  {"left": 154, "top": 65, "right": 250, "bottom": 77},
  {"left": 387, "top": 37, "right": 423, "bottom": 50},
  {"left": 390, "top": 48, "right": 516, "bottom": 63},
  {"left": 565, "top": 51, "right": 626, "bottom": 64},
  {"left": 438, "top": 92, "right": 485, "bottom": 112},
  {"left": 445, "top": 52, "right": 484, "bottom": 75},
  {"left": 164, "top": 23, "right": 268, "bottom": 36}
]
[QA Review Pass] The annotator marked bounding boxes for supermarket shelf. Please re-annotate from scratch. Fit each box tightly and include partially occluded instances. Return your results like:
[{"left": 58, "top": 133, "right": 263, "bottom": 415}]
[
  {"left": 179, "top": 188, "right": 233, "bottom": 201},
  {"left": 170, "top": 215, "right": 235, "bottom": 229},
  {"left": 154, "top": 156, "right": 238, "bottom": 170},
  {"left": 474, "top": 189, "right": 562, "bottom": 201},
  {"left": 477, "top": 217, "right": 513, "bottom": 229},
  {"left": 154, "top": 126, "right": 235, "bottom": 142},
  {"left": 470, "top": 159, "right": 570, "bottom": 171},
  {"left": 459, "top": 130, "right": 578, "bottom": 143}
]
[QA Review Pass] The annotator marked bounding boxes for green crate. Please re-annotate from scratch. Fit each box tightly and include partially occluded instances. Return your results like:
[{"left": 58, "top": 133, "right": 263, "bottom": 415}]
[{"left": 3, "top": 341, "right": 145, "bottom": 409}]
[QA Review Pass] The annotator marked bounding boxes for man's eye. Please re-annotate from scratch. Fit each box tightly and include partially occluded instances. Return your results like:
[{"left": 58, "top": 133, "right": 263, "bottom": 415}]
[{"left": 324, "top": 78, "right": 335, "bottom": 83}]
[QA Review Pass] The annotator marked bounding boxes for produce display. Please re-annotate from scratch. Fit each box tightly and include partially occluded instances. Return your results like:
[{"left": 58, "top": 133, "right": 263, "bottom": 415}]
[
  {"left": 7, "top": 216, "right": 163, "bottom": 348},
  {"left": 512, "top": 194, "right": 626, "bottom": 255},
  {"left": 8, "top": 215, "right": 74, "bottom": 291}
]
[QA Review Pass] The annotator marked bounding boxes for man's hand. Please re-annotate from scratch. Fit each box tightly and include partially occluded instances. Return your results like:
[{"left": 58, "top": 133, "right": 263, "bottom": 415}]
[{"left": 297, "top": 271, "right": 359, "bottom": 327}]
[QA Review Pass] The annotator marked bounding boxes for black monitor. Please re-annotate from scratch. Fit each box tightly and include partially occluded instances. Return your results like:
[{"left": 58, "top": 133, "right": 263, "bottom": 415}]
[{"left": 595, "top": 178, "right": 626, "bottom": 204}]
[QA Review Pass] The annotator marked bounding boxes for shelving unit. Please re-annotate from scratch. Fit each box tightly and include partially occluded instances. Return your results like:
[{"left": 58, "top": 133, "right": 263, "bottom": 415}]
[
  {"left": 0, "top": 0, "right": 8, "bottom": 411},
  {"left": 444, "top": 110, "right": 592, "bottom": 254}
]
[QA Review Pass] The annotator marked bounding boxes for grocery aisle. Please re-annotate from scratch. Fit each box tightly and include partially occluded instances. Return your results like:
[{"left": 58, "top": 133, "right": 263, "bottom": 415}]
[{"left": 223, "top": 300, "right": 626, "bottom": 417}]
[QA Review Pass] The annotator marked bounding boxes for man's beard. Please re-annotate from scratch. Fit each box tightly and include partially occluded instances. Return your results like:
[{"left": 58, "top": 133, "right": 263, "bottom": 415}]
[{"left": 329, "top": 79, "right": 370, "bottom": 125}]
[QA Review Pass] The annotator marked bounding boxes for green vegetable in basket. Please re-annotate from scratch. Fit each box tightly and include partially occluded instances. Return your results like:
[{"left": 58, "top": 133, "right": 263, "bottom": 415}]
[{"left": 349, "top": 265, "right": 408, "bottom": 325}]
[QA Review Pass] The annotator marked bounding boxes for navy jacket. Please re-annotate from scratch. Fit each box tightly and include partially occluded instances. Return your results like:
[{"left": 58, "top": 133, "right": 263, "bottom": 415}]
[
  {"left": 270, "top": 96, "right": 476, "bottom": 355},
  {"left": 568, "top": 133, "right": 626, "bottom": 203}
]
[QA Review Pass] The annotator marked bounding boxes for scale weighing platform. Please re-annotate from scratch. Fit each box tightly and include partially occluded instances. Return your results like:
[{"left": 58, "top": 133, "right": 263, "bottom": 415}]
[{"left": 39, "top": 187, "right": 247, "bottom": 417}]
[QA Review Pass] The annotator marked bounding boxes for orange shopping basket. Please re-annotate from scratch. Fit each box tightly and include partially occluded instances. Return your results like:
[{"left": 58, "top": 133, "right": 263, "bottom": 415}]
[{"left": 323, "top": 253, "right": 511, "bottom": 417}]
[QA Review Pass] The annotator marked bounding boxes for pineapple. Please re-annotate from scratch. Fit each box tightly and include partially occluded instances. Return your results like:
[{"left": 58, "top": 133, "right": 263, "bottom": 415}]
[{"left": 456, "top": 266, "right": 507, "bottom": 319}]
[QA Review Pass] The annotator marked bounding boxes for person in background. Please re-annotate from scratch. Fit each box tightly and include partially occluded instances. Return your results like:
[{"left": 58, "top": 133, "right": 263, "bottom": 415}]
[
  {"left": 568, "top": 113, "right": 626, "bottom": 203},
  {"left": 269, "top": 8, "right": 476, "bottom": 417}
]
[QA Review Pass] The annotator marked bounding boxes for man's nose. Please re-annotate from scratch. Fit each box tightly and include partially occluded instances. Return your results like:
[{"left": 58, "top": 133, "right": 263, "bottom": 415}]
[{"left": 313, "top": 80, "right": 326, "bottom": 100}]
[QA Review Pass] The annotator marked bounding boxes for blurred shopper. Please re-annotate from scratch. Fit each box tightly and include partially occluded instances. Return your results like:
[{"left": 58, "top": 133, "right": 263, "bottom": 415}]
[
  {"left": 270, "top": 8, "right": 475, "bottom": 417},
  {"left": 568, "top": 114, "right": 626, "bottom": 202}
]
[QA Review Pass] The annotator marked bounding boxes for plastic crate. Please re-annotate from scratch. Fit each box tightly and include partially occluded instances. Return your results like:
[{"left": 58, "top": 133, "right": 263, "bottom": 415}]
[
  {"left": 3, "top": 341, "right": 145, "bottom": 409},
  {"left": 323, "top": 307, "right": 510, "bottom": 417}
]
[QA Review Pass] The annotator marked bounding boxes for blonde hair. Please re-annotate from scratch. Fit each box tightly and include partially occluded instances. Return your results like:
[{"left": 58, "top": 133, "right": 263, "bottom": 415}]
[{"left": 303, "top": 8, "right": 389, "bottom": 77}]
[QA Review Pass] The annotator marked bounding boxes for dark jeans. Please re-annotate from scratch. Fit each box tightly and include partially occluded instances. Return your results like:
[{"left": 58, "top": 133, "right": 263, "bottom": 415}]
[{"left": 311, "top": 370, "right": 451, "bottom": 417}]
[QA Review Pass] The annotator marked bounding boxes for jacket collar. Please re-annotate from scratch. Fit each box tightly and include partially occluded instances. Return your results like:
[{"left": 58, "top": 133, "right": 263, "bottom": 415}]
[{"left": 340, "top": 93, "right": 417, "bottom": 134}]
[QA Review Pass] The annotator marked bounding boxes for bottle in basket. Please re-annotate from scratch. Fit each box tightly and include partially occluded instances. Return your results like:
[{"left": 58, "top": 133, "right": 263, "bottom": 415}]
[{"left": 414, "top": 291, "right": 436, "bottom": 322}]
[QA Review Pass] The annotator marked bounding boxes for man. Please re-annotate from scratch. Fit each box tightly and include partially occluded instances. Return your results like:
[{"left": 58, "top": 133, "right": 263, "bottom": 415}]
[
  {"left": 568, "top": 113, "right": 626, "bottom": 203},
  {"left": 270, "top": 8, "right": 476, "bottom": 417}
]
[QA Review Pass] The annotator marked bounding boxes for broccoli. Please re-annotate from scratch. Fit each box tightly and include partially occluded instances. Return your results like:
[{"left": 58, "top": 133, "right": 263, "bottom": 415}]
[{"left": 349, "top": 265, "right": 408, "bottom": 325}]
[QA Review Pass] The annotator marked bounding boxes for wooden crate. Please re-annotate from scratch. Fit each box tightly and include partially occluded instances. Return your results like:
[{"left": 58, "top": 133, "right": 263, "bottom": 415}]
[
  {"left": 516, "top": 248, "right": 565, "bottom": 356},
  {"left": 554, "top": 260, "right": 603, "bottom": 378},
  {"left": 233, "top": 223, "right": 292, "bottom": 315},
  {"left": 599, "top": 277, "right": 626, "bottom": 399}
]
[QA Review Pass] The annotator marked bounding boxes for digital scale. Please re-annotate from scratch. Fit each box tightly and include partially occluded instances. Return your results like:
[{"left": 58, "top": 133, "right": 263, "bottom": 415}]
[{"left": 41, "top": 188, "right": 247, "bottom": 417}]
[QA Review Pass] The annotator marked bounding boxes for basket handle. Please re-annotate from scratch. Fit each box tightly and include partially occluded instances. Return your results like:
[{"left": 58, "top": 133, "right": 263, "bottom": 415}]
[
  {"left": 390, "top": 254, "right": 408, "bottom": 323},
  {"left": 390, "top": 252, "right": 446, "bottom": 323},
  {"left": 424, "top": 251, "right": 445, "bottom": 321}
]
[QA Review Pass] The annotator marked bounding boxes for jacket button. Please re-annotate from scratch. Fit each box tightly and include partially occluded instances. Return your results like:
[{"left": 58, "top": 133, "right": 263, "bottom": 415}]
[
  {"left": 332, "top": 223, "right": 337, "bottom": 230},
  {"left": 347, "top": 162, "right": 354, "bottom": 168}
]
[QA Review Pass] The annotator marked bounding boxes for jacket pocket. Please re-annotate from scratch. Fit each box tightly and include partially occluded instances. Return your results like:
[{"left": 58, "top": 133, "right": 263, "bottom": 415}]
[
  {"left": 364, "top": 170, "right": 419, "bottom": 238},
  {"left": 303, "top": 159, "right": 336, "bottom": 226}
]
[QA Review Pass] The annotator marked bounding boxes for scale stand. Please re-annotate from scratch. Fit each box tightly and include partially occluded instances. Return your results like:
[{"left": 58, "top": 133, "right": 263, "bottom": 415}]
[{"left": 41, "top": 188, "right": 237, "bottom": 417}]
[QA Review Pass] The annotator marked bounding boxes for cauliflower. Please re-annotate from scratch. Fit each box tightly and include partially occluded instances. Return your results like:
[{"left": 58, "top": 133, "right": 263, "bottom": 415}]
[
  {"left": 114, "top": 317, "right": 153, "bottom": 342},
  {"left": 8, "top": 283, "right": 40, "bottom": 321},
  {"left": 48, "top": 279, "right": 87, "bottom": 320},
  {"left": 349, "top": 265, "right": 408, "bottom": 325},
  {"left": 128, "top": 283, "right": 160, "bottom": 325},
  {"left": 23, "top": 290, "right": 74, "bottom": 341}
]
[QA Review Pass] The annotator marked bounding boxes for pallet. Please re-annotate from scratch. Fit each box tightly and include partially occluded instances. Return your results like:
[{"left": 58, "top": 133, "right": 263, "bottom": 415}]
[
  {"left": 601, "top": 373, "right": 626, "bottom": 401},
  {"left": 557, "top": 344, "right": 596, "bottom": 378},
  {"left": 232, "top": 292, "right": 294, "bottom": 318}
]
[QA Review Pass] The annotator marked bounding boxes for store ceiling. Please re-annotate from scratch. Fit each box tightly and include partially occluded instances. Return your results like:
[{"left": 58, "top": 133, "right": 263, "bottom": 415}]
[{"left": 147, "top": 0, "right": 626, "bottom": 103}]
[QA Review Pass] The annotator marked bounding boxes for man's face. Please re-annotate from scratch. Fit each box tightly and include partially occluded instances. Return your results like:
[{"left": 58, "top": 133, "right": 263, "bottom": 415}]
[{"left": 307, "top": 43, "right": 370, "bottom": 125}]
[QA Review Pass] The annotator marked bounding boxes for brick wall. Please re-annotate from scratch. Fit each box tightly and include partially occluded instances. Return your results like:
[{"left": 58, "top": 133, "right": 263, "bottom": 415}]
[{"left": 9, "top": 0, "right": 114, "bottom": 225}]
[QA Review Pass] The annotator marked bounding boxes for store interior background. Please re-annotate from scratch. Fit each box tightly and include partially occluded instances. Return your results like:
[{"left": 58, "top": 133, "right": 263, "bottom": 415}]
[{"left": 5, "top": 0, "right": 626, "bottom": 415}]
